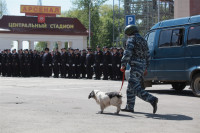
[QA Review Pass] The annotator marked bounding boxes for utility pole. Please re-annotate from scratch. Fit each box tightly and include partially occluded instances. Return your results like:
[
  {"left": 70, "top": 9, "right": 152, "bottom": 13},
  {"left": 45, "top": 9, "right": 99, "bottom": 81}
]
[
  {"left": 113, "top": 0, "right": 115, "bottom": 46},
  {"left": 158, "top": 0, "right": 160, "bottom": 22},
  {"left": 118, "top": 0, "right": 120, "bottom": 46},
  {"left": 89, "top": 0, "right": 91, "bottom": 48}
]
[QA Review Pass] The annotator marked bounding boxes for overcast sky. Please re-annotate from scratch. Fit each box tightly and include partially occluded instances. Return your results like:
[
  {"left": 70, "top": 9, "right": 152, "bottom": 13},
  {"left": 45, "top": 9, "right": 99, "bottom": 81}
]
[{"left": 6, "top": 0, "right": 123, "bottom": 16}]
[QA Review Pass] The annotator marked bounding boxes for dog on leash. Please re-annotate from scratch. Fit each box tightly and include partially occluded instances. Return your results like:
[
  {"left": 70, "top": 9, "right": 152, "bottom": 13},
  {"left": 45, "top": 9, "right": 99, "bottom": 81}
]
[{"left": 88, "top": 90, "right": 122, "bottom": 114}]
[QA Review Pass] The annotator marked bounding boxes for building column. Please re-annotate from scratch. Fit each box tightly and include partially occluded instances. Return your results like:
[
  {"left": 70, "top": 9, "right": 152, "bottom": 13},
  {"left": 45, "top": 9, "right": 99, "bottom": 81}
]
[
  {"left": 29, "top": 41, "right": 35, "bottom": 50},
  {"left": 47, "top": 41, "right": 54, "bottom": 52},
  {"left": 18, "top": 40, "right": 23, "bottom": 50},
  {"left": 68, "top": 42, "right": 72, "bottom": 49}
]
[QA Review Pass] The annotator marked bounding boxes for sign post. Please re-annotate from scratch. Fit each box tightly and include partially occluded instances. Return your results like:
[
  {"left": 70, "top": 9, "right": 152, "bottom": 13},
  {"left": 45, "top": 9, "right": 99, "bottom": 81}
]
[{"left": 126, "top": 15, "right": 135, "bottom": 26}]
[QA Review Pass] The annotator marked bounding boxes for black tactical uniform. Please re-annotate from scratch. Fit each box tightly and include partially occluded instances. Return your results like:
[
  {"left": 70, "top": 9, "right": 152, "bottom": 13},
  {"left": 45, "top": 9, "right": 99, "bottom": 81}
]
[
  {"left": 0, "top": 53, "right": 2, "bottom": 75},
  {"left": 53, "top": 51, "right": 61, "bottom": 78},
  {"left": 68, "top": 50, "right": 75, "bottom": 78},
  {"left": 12, "top": 51, "right": 19, "bottom": 77},
  {"left": 103, "top": 48, "right": 112, "bottom": 80},
  {"left": 18, "top": 51, "right": 25, "bottom": 77},
  {"left": 24, "top": 51, "right": 31, "bottom": 77},
  {"left": 94, "top": 48, "right": 103, "bottom": 80},
  {"left": 74, "top": 50, "right": 81, "bottom": 78},
  {"left": 118, "top": 49, "right": 124, "bottom": 80},
  {"left": 42, "top": 49, "right": 52, "bottom": 77},
  {"left": 1, "top": 52, "right": 7, "bottom": 76},
  {"left": 6, "top": 51, "right": 13, "bottom": 77},
  {"left": 111, "top": 49, "right": 120, "bottom": 80},
  {"left": 60, "top": 50, "right": 68, "bottom": 78},
  {"left": 39, "top": 52, "right": 44, "bottom": 76},
  {"left": 32, "top": 52, "right": 40, "bottom": 77},
  {"left": 80, "top": 50, "right": 87, "bottom": 78},
  {"left": 86, "top": 50, "right": 94, "bottom": 79}
]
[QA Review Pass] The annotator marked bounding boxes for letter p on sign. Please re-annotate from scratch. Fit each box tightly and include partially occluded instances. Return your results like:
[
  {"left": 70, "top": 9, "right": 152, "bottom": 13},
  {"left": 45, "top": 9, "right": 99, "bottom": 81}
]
[{"left": 126, "top": 15, "right": 135, "bottom": 26}]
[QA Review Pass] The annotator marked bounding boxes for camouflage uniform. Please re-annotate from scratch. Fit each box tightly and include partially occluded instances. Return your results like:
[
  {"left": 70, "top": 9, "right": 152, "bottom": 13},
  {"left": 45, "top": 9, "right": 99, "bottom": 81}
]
[{"left": 121, "top": 33, "right": 157, "bottom": 111}]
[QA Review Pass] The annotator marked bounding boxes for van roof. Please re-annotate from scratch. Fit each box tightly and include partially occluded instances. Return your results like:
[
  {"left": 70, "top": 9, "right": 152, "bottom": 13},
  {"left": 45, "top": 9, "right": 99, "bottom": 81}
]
[{"left": 151, "top": 15, "right": 200, "bottom": 30}]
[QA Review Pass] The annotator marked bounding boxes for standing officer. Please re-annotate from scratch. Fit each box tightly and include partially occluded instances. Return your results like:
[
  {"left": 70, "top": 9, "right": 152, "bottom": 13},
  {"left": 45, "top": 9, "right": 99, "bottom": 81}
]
[
  {"left": 80, "top": 49, "right": 87, "bottom": 78},
  {"left": 12, "top": 49, "right": 19, "bottom": 77},
  {"left": 120, "top": 25, "right": 158, "bottom": 114},
  {"left": 74, "top": 48, "right": 81, "bottom": 78},
  {"left": 111, "top": 47, "right": 120, "bottom": 80},
  {"left": 118, "top": 48, "right": 124, "bottom": 80},
  {"left": 18, "top": 49, "right": 24, "bottom": 77},
  {"left": 52, "top": 48, "right": 61, "bottom": 78},
  {"left": 32, "top": 50, "right": 40, "bottom": 77},
  {"left": 6, "top": 49, "right": 12, "bottom": 77},
  {"left": 103, "top": 46, "right": 112, "bottom": 80},
  {"left": 94, "top": 46, "right": 103, "bottom": 80},
  {"left": 42, "top": 48, "right": 52, "bottom": 77},
  {"left": 60, "top": 48, "right": 68, "bottom": 78},
  {"left": 1, "top": 50, "right": 7, "bottom": 76},
  {"left": 86, "top": 49, "right": 94, "bottom": 79},
  {"left": 24, "top": 49, "right": 31, "bottom": 77},
  {"left": 68, "top": 49, "right": 75, "bottom": 78},
  {"left": 0, "top": 51, "right": 2, "bottom": 75}
]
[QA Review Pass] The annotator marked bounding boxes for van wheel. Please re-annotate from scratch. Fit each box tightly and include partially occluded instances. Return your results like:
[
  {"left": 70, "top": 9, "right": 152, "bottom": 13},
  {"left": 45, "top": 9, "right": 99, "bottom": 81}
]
[
  {"left": 171, "top": 82, "right": 186, "bottom": 91},
  {"left": 191, "top": 74, "right": 200, "bottom": 97}
]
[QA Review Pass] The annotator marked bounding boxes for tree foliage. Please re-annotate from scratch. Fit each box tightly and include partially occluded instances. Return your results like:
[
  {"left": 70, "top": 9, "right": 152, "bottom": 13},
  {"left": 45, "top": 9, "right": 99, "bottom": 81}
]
[
  {"left": 61, "top": 0, "right": 125, "bottom": 49},
  {"left": 0, "top": 0, "right": 7, "bottom": 16}
]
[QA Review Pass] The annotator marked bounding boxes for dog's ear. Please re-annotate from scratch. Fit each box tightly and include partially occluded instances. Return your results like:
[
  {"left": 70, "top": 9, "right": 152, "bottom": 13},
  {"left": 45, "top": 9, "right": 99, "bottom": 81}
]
[{"left": 88, "top": 91, "right": 95, "bottom": 99}]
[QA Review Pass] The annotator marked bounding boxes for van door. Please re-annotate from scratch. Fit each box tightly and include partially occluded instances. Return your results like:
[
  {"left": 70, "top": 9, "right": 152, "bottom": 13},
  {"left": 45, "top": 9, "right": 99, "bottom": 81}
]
[
  {"left": 185, "top": 25, "right": 200, "bottom": 79},
  {"left": 145, "top": 30, "right": 156, "bottom": 80},
  {"left": 154, "top": 28, "right": 186, "bottom": 81}
]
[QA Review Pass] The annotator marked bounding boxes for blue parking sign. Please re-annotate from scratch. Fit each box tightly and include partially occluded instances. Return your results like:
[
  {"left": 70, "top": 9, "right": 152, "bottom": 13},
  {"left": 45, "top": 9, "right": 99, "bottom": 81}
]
[{"left": 126, "top": 15, "right": 135, "bottom": 26}]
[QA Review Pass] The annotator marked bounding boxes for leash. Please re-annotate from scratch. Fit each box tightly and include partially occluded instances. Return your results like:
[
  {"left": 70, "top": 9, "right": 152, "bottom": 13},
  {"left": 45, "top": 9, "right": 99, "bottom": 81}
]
[{"left": 119, "top": 71, "right": 125, "bottom": 92}]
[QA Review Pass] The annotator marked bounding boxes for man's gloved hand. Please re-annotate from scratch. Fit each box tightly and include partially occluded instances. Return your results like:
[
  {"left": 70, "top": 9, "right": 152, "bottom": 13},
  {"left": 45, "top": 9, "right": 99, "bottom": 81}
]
[
  {"left": 144, "top": 69, "right": 148, "bottom": 76},
  {"left": 120, "top": 66, "right": 126, "bottom": 72}
]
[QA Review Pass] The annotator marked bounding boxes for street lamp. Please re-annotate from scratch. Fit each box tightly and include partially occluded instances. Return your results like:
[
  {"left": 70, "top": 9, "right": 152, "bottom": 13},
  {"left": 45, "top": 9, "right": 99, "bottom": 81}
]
[{"left": 89, "top": 0, "right": 91, "bottom": 48}]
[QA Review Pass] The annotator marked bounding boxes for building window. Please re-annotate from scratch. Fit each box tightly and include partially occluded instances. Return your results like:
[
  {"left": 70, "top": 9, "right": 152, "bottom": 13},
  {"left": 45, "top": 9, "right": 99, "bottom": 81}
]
[{"left": 188, "top": 26, "right": 200, "bottom": 45}]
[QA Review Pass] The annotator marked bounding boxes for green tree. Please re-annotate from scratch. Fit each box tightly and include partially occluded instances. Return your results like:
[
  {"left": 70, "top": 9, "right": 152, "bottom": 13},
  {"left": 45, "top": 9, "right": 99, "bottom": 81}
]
[
  {"left": 62, "top": 0, "right": 107, "bottom": 50},
  {"left": 0, "top": 0, "right": 7, "bottom": 16},
  {"left": 35, "top": 42, "right": 47, "bottom": 52}
]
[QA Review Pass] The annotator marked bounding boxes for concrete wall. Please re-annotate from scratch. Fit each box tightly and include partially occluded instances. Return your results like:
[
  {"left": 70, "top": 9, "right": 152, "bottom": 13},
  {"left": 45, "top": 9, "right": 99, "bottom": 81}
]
[
  {"left": 175, "top": 0, "right": 200, "bottom": 18},
  {"left": 174, "top": 0, "right": 190, "bottom": 18}
]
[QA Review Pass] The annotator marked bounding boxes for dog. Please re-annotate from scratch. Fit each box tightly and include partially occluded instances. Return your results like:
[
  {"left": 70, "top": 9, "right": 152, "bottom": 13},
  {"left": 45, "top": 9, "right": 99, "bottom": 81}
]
[{"left": 88, "top": 90, "right": 122, "bottom": 114}]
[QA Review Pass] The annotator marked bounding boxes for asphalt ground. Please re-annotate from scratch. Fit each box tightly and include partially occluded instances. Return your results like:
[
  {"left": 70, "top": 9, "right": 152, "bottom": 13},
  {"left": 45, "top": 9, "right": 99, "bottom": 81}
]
[{"left": 0, "top": 77, "right": 199, "bottom": 133}]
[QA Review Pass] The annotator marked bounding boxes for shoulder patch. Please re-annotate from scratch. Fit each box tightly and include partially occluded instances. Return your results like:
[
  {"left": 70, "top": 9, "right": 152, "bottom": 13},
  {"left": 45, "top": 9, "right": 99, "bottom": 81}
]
[{"left": 105, "top": 92, "right": 122, "bottom": 99}]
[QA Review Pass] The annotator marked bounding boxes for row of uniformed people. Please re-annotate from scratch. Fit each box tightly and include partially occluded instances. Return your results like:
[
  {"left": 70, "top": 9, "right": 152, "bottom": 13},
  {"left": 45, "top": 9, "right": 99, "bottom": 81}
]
[{"left": 0, "top": 46, "right": 124, "bottom": 80}]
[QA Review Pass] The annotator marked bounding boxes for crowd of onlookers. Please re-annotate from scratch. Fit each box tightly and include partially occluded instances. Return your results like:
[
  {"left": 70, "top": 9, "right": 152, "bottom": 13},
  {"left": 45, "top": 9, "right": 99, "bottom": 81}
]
[{"left": 0, "top": 46, "right": 124, "bottom": 80}]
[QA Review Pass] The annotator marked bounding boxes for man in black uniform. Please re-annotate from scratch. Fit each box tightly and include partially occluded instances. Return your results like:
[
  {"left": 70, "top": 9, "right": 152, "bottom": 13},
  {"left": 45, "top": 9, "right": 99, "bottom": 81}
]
[
  {"left": 1, "top": 50, "right": 7, "bottom": 76},
  {"left": 42, "top": 48, "right": 52, "bottom": 77},
  {"left": 103, "top": 46, "right": 112, "bottom": 80},
  {"left": 74, "top": 48, "right": 81, "bottom": 78},
  {"left": 86, "top": 49, "right": 94, "bottom": 79},
  {"left": 24, "top": 49, "right": 31, "bottom": 77},
  {"left": 118, "top": 48, "right": 124, "bottom": 80},
  {"left": 60, "top": 48, "right": 68, "bottom": 78},
  {"left": 12, "top": 49, "right": 19, "bottom": 77},
  {"left": 0, "top": 51, "right": 2, "bottom": 76},
  {"left": 52, "top": 48, "right": 61, "bottom": 78},
  {"left": 111, "top": 47, "right": 120, "bottom": 80},
  {"left": 80, "top": 49, "right": 87, "bottom": 78},
  {"left": 94, "top": 46, "right": 103, "bottom": 80},
  {"left": 32, "top": 50, "right": 40, "bottom": 77},
  {"left": 18, "top": 49, "right": 24, "bottom": 77},
  {"left": 6, "top": 49, "right": 13, "bottom": 77},
  {"left": 68, "top": 49, "right": 75, "bottom": 78}
]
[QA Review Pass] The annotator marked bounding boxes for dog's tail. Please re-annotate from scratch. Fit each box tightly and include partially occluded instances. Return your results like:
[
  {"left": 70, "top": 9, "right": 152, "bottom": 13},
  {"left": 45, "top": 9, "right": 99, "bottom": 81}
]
[{"left": 106, "top": 92, "right": 123, "bottom": 99}]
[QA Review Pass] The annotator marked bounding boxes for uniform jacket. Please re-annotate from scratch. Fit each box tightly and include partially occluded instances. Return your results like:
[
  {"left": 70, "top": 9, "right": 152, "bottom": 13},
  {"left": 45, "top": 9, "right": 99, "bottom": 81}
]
[{"left": 121, "top": 33, "right": 150, "bottom": 69}]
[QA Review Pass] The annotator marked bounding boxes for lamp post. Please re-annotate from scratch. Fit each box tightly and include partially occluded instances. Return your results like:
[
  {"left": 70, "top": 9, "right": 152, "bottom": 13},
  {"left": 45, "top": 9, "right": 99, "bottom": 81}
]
[
  {"left": 89, "top": 0, "right": 91, "bottom": 48},
  {"left": 158, "top": 0, "right": 160, "bottom": 22}
]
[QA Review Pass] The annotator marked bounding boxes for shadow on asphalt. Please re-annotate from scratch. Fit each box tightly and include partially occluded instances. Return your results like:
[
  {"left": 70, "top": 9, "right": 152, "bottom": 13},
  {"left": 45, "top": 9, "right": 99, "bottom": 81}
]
[
  {"left": 134, "top": 112, "right": 193, "bottom": 121},
  {"left": 97, "top": 112, "right": 134, "bottom": 118},
  {"left": 146, "top": 89, "right": 195, "bottom": 97}
]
